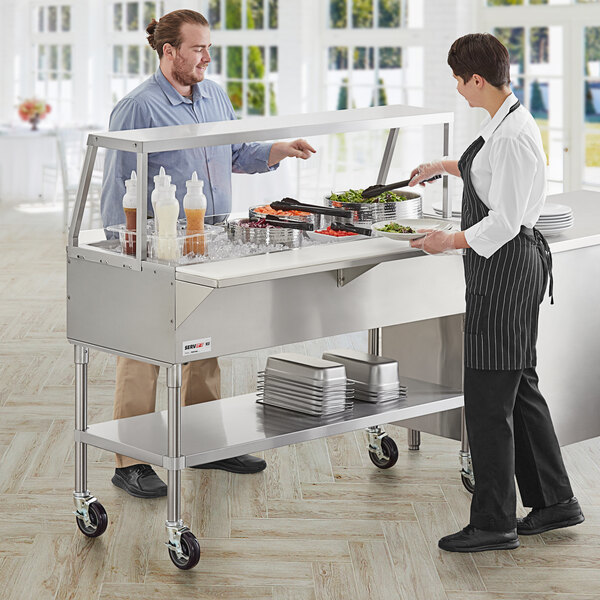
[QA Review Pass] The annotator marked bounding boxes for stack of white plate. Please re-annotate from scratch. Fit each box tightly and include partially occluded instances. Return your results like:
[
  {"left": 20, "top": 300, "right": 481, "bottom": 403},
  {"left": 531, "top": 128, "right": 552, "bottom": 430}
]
[
  {"left": 257, "top": 353, "right": 353, "bottom": 416},
  {"left": 535, "top": 203, "right": 574, "bottom": 236},
  {"left": 433, "top": 201, "right": 574, "bottom": 236},
  {"left": 322, "top": 349, "right": 406, "bottom": 404}
]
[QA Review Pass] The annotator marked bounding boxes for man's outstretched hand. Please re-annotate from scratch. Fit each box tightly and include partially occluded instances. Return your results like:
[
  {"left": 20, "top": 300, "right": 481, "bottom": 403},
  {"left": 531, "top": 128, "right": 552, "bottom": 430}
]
[{"left": 269, "top": 139, "right": 316, "bottom": 166}]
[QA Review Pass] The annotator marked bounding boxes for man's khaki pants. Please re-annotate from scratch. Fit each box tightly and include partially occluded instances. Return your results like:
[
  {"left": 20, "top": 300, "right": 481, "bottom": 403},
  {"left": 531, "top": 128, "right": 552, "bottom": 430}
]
[{"left": 114, "top": 356, "right": 220, "bottom": 468}]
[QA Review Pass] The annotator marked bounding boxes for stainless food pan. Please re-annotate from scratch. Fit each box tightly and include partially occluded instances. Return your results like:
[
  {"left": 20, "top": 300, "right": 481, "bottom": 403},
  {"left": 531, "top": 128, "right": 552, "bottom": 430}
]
[
  {"left": 259, "top": 382, "right": 352, "bottom": 402},
  {"left": 265, "top": 353, "right": 347, "bottom": 382},
  {"left": 259, "top": 370, "right": 350, "bottom": 391},
  {"left": 354, "top": 382, "right": 404, "bottom": 392},
  {"left": 227, "top": 218, "right": 303, "bottom": 248},
  {"left": 259, "top": 391, "right": 352, "bottom": 408},
  {"left": 257, "top": 394, "right": 353, "bottom": 416},
  {"left": 325, "top": 190, "right": 422, "bottom": 224},
  {"left": 322, "top": 349, "right": 400, "bottom": 386},
  {"left": 263, "top": 369, "right": 348, "bottom": 389},
  {"left": 249, "top": 205, "right": 314, "bottom": 224}
]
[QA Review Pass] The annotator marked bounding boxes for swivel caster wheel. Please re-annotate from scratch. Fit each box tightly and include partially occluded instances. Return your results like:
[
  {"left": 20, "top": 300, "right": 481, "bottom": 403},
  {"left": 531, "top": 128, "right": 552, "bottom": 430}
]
[
  {"left": 75, "top": 500, "right": 108, "bottom": 538},
  {"left": 461, "top": 473, "right": 475, "bottom": 494},
  {"left": 369, "top": 436, "right": 399, "bottom": 469},
  {"left": 168, "top": 531, "right": 201, "bottom": 570}
]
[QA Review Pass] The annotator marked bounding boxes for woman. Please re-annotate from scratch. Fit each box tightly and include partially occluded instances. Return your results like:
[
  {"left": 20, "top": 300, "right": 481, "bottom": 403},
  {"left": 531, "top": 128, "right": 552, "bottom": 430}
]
[{"left": 409, "top": 33, "right": 584, "bottom": 553}]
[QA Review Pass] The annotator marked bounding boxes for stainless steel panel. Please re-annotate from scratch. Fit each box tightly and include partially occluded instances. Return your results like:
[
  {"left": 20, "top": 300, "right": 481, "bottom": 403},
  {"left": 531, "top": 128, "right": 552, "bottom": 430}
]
[
  {"left": 174, "top": 255, "right": 465, "bottom": 361},
  {"left": 67, "top": 258, "right": 177, "bottom": 363},
  {"left": 77, "top": 377, "right": 463, "bottom": 467},
  {"left": 536, "top": 244, "right": 600, "bottom": 446},
  {"left": 383, "top": 314, "right": 464, "bottom": 441}
]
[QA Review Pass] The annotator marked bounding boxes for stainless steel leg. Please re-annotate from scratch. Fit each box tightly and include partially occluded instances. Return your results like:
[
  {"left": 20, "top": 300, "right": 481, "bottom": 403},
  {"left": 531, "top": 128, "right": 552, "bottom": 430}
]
[
  {"left": 367, "top": 328, "right": 384, "bottom": 452},
  {"left": 460, "top": 405, "right": 469, "bottom": 454},
  {"left": 368, "top": 328, "right": 382, "bottom": 356},
  {"left": 166, "top": 364, "right": 182, "bottom": 527},
  {"left": 73, "top": 344, "right": 106, "bottom": 534},
  {"left": 407, "top": 428, "right": 421, "bottom": 450},
  {"left": 459, "top": 406, "right": 475, "bottom": 491},
  {"left": 165, "top": 364, "right": 196, "bottom": 563},
  {"left": 74, "top": 344, "right": 89, "bottom": 496}
]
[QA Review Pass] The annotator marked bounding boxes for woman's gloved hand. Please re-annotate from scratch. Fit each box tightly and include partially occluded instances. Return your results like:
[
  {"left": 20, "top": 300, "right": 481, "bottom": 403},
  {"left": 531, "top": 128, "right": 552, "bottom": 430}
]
[
  {"left": 410, "top": 230, "right": 463, "bottom": 255},
  {"left": 409, "top": 161, "right": 446, "bottom": 186}
]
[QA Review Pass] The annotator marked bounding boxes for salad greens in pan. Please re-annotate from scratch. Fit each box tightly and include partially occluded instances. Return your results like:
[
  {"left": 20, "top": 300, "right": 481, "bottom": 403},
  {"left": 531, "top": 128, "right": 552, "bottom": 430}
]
[{"left": 329, "top": 189, "right": 407, "bottom": 204}]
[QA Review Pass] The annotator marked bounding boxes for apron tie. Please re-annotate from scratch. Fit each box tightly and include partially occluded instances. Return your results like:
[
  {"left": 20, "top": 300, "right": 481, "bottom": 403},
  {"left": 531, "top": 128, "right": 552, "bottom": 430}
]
[{"left": 533, "top": 228, "right": 554, "bottom": 305}]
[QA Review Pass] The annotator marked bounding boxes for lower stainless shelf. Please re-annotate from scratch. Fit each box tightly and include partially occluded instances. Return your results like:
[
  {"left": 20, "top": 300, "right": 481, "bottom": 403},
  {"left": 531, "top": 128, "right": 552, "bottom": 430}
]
[{"left": 74, "top": 376, "right": 463, "bottom": 469}]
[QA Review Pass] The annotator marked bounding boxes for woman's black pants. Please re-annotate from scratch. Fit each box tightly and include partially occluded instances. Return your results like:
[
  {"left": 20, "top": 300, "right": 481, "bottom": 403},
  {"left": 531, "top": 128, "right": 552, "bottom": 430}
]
[{"left": 464, "top": 366, "right": 574, "bottom": 532}]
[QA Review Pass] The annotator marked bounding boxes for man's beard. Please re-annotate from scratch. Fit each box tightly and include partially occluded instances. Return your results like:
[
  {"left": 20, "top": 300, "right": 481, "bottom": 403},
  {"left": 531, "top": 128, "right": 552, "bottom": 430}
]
[{"left": 172, "top": 55, "right": 203, "bottom": 87}]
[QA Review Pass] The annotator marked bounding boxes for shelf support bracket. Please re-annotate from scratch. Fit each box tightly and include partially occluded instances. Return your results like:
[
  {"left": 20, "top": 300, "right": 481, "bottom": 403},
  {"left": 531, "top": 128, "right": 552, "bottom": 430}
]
[{"left": 336, "top": 264, "right": 376, "bottom": 287}]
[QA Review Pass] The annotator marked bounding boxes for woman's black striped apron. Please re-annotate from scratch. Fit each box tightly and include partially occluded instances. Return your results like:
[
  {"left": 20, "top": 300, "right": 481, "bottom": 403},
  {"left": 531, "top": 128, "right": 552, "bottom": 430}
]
[{"left": 459, "top": 101, "right": 553, "bottom": 370}]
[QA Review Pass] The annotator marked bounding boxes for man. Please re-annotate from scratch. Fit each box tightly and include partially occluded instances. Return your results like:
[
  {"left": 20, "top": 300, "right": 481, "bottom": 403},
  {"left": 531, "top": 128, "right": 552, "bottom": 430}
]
[
  {"left": 101, "top": 9, "right": 315, "bottom": 499},
  {"left": 409, "top": 33, "right": 583, "bottom": 552}
]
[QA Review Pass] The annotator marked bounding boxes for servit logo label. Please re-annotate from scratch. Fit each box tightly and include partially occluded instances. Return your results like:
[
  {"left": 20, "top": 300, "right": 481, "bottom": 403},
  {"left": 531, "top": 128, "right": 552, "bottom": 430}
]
[{"left": 182, "top": 337, "right": 212, "bottom": 356}]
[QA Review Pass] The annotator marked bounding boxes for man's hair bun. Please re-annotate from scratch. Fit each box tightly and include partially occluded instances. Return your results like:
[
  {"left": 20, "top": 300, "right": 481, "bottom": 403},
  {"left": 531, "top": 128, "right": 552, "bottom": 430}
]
[{"left": 146, "top": 18, "right": 159, "bottom": 50}]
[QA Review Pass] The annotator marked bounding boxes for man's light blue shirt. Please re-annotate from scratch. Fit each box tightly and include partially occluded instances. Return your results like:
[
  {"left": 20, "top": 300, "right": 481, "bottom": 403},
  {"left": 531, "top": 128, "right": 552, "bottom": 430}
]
[{"left": 100, "top": 68, "right": 276, "bottom": 228}]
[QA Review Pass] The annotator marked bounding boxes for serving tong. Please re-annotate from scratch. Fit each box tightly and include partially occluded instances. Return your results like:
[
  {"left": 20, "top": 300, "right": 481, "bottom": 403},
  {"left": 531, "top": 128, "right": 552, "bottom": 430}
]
[
  {"left": 271, "top": 197, "right": 352, "bottom": 218},
  {"left": 258, "top": 214, "right": 314, "bottom": 231},
  {"left": 330, "top": 222, "right": 372, "bottom": 236},
  {"left": 361, "top": 174, "right": 442, "bottom": 199}
]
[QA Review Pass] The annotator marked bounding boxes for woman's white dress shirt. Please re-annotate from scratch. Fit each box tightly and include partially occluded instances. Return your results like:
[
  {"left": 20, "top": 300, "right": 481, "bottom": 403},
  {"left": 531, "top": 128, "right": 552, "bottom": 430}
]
[{"left": 464, "top": 92, "right": 547, "bottom": 259}]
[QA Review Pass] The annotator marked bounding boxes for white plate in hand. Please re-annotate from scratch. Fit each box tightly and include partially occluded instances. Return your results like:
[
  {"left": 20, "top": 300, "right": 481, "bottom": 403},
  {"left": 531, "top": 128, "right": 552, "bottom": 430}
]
[{"left": 372, "top": 218, "right": 452, "bottom": 241}]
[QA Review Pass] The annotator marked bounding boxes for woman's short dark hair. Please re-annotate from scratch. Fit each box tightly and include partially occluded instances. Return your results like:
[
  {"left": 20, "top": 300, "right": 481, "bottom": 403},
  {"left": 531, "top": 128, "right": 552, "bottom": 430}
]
[
  {"left": 447, "top": 33, "right": 511, "bottom": 88},
  {"left": 146, "top": 9, "right": 209, "bottom": 59}
]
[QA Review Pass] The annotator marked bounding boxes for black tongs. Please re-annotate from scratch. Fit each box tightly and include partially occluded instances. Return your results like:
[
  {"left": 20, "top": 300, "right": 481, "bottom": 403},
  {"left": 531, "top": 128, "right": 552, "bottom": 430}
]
[
  {"left": 330, "top": 222, "right": 372, "bottom": 236},
  {"left": 261, "top": 214, "right": 314, "bottom": 231},
  {"left": 271, "top": 197, "right": 352, "bottom": 218},
  {"left": 361, "top": 174, "right": 442, "bottom": 199}
]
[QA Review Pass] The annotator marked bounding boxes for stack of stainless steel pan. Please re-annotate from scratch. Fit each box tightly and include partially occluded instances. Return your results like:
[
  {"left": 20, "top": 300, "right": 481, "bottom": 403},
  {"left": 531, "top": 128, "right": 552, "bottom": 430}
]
[
  {"left": 322, "top": 349, "right": 406, "bottom": 403},
  {"left": 257, "top": 353, "right": 354, "bottom": 416}
]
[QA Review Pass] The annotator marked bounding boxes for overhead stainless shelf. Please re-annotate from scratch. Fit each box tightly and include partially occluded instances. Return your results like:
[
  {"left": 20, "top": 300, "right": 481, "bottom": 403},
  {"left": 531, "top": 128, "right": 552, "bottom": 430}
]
[{"left": 87, "top": 104, "right": 454, "bottom": 153}]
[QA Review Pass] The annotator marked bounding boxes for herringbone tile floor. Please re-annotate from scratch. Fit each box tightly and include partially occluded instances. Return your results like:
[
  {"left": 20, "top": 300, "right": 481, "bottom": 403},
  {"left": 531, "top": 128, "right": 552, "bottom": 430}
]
[{"left": 1, "top": 197, "right": 599, "bottom": 600}]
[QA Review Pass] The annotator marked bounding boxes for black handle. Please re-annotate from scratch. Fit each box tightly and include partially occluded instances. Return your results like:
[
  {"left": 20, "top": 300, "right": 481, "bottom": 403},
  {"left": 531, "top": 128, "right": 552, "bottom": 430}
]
[
  {"left": 330, "top": 222, "right": 372, "bottom": 236},
  {"left": 263, "top": 215, "right": 314, "bottom": 231},
  {"left": 361, "top": 174, "right": 442, "bottom": 199}
]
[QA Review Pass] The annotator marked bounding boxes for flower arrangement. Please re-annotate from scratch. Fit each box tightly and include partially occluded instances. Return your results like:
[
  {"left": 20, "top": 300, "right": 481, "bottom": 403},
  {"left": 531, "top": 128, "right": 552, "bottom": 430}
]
[{"left": 17, "top": 98, "right": 51, "bottom": 130}]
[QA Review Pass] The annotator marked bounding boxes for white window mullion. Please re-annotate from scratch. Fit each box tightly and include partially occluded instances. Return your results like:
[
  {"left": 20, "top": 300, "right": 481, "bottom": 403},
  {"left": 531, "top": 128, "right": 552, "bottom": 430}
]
[{"left": 565, "top": 21, "right": 584, "bottom": 190}]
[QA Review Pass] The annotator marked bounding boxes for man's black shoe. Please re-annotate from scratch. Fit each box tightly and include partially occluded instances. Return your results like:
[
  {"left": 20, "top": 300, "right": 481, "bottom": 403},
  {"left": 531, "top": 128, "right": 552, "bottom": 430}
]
[
  {"left": 518, "top": 497, "right": 584, "bottom": 535},
  {"left": 438, "top": 524, "right": 520, "bottom": 553},
  {"left": 191, "top": 454, "right": 266, "bottom": 474},
  {"left": 112, "top": 464, "right": 167, "bottom": 498}
]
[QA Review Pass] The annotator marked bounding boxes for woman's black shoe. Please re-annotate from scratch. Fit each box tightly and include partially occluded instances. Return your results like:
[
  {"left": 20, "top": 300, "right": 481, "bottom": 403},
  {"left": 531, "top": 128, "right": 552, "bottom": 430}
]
[
  {"left": 112, "top": 464, "right": 167, "bottom": 498},
  {"left": 518, "top": 497, "right": 584, "bottom": 535},
  {"left": 191, "top": 454, "right": 267, "bottom": 474},
  {"left": 439, "top": 524, "right": 519, "bottom": 553}
]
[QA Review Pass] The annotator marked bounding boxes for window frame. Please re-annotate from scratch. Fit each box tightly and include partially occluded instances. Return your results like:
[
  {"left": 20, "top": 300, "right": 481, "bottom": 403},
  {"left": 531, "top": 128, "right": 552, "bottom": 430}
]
[{"left": 479, "top": 1, "right": 600, "bottom": 191}]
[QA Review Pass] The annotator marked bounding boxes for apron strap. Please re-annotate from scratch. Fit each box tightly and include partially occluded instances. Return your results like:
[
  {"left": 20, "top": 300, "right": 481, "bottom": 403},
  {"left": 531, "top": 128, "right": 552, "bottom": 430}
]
[{"left": 532, "top": 227, "right": 554, "bottom": 305}]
